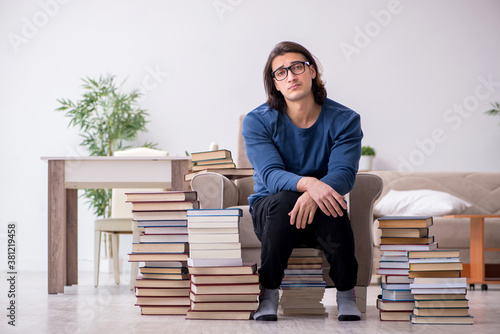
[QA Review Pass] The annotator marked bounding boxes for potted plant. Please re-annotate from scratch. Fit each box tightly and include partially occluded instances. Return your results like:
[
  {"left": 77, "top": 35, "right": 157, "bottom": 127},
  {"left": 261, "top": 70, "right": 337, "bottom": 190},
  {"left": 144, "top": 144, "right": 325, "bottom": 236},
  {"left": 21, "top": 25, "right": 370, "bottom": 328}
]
[
  {"left": 359, "top": 145, "right": 376, "bottom": 171},
  {"left": 485, "top": 102, "right": 500, "bottom": 123},
  {"left": 56, "top": 75, "right": 157, "bottom": 218}
]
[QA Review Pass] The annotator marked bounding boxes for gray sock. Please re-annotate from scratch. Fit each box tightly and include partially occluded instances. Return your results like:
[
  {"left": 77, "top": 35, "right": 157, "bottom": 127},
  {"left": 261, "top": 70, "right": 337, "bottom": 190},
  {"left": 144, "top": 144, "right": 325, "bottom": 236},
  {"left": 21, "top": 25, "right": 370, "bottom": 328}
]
[
  {"left": 253, "top": 287, "right": 279, "bottom": 321},
  {"left": 336, "top": 288, "right": 361, "bottom": 321}
]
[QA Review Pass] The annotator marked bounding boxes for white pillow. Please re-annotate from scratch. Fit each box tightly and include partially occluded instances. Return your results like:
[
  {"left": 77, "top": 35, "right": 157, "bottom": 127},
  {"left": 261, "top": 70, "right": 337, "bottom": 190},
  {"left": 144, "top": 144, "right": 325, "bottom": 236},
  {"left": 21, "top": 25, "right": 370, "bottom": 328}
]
[{"left": 373, "top": 189, "right": 471, "bottom": 217}]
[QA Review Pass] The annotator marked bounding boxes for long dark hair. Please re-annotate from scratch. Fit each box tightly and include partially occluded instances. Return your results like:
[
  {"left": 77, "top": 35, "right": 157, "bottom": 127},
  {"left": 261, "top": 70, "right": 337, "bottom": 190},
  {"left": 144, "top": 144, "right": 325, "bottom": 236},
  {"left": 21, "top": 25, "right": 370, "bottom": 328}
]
[{"left": 263, "top": 41, "right": 327, "bottom": 112}]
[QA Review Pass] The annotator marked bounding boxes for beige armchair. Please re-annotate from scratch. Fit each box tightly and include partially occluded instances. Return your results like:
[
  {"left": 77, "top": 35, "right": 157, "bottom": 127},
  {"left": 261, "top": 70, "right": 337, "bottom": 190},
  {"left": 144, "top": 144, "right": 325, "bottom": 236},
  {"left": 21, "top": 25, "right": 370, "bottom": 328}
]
[{"left": 190, "top": 115, "right": 382, "bottom": 312}]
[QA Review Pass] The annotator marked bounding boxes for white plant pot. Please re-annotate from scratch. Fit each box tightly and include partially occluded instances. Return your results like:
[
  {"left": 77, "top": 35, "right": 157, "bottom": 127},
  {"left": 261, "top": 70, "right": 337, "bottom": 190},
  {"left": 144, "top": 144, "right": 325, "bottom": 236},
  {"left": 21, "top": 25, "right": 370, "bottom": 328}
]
[{"left": 359, "top": 155, "right": 374, "bottom": 171}]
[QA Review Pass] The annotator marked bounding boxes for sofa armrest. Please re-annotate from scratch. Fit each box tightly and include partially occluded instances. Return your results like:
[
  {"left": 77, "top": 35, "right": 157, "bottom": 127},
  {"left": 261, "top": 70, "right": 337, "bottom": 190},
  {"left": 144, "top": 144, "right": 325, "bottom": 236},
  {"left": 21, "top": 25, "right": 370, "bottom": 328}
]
[
  {"left": 190, "top": 172, "right": 240, "bottom": 209},
  {"left": 349, "top": 173, "right": 383, "bottom": 286}
]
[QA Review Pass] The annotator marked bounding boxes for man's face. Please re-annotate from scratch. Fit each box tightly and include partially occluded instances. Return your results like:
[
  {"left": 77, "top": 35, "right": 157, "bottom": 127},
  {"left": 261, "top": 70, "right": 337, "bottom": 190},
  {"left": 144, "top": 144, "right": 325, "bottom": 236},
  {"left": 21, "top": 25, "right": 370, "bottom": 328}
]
[{"left": 271, "top": 52, "right": 316, "bottom": 104}]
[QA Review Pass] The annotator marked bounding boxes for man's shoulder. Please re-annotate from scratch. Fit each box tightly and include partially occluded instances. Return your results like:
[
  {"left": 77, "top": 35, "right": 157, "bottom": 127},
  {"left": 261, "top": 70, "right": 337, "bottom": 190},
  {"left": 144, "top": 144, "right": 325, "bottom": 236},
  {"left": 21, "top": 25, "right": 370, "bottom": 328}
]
[
  {"left": 323, "top": 98, "right": 359, "bottom": 120},
  {"left": 244, "top": 103, "right": 280, "bottom": 127}
]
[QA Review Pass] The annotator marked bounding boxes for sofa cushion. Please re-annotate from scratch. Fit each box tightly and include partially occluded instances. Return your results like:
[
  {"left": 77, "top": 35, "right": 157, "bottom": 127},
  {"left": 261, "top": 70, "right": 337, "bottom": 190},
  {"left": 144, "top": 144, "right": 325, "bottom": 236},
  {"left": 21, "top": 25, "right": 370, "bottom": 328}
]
[{"left": 373, "top": 189, "right": 471, "bottom": 216}]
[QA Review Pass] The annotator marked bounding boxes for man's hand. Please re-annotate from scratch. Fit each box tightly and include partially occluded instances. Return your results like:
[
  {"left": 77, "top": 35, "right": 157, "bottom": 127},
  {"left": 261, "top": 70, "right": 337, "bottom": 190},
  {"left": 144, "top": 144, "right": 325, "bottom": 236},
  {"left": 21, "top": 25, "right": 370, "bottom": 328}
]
[
  {"left": 296, "top": 177, "right": 347, "bottom": 217},
  {"left": 288, "top": 191, "right": 318, "bottom": 229}
]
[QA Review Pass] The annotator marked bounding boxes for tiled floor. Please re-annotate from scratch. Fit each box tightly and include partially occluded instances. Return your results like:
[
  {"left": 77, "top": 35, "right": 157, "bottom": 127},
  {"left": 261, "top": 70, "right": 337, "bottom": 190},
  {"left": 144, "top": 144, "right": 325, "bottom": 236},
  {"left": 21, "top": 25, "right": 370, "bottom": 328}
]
[{"left": 1, "top": 271, "right": 499, "bottom": 333}]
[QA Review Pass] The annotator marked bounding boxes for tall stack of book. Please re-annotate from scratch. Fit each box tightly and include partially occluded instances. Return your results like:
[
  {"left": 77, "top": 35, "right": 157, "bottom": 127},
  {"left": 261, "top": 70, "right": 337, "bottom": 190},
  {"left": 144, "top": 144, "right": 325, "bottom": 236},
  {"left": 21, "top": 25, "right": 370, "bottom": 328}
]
[
  {"left": 279, "top": 248, "right": 327, "bottom": 317},
  {"left": 376, "top": 216, "right": 437, "bottom": 321},
  {"left": 190, "top": 149, "right": 236, "bottom": 172},
  {"left": 185, "top": 208, "right": 259, "bottom": 320},
  {"left": 408, "top": 249, "right": 473, "bottom": 325},
  {"left": 126, "top": 191, "right": 199, "bottom": 316}
]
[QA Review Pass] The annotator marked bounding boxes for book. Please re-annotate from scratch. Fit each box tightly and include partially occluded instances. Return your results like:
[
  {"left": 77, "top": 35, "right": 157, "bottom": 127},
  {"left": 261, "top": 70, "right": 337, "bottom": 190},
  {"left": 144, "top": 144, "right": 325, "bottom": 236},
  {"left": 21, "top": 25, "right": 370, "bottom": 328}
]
[
  {"left": 380, "top": 228, "right": 429, "bottom": 238},
  {"left": 190, "top": 301, "right": 258, "bottom": 311},
  {"left": 380, "top": 236, "right": 434, "bottom": 245},
  {"left": 408, "top": 257, "right": 460, "bottom": 264},
  {"left": 139, "top": 234, "right": 189, "bottom": 243},
  {"left": 187, "top": 257, "right": 243, "bottom": 267},
  {"left": 189, "top": 243, "right": 241, "bottom": 251},
  {"left": 287, "top": 256, "right": 323, "bottom": 264},
  {"left": 142, "top": 226, "right": 188, "bottom": 234},
  {"left": 377, "top": 268, "right": 410, "bottom": 276},
  {"left": 189, "top": 292, "right": 259, "bottom": 303},
  {"left": 414, "top": 299, "right": 469, "bottom": 308},
  {"left": 135, "top": 296, "right": 190, "bottom": 306},
  {"left": 190, "top": 274, "right": 259, "bottom": 285},
  {"left": 132, "top": 201, "right": 200, "bottom": 211},
  {"left": 135, "top": 278, "right": 191, "bottom": 288},
  {"left": 381, "top": 283, "right": 411, "bottom": 290},
  {"left": 190, "top": 249, "right": 242, "bottom": 259},
  {"left": 408, "top": 250, "right": 460, "bottom": 259},
  {"left": 413, "top": 294, "right": 467, "bottom": 300},
  {"left": 286, "top": 263, "right": 322, "bottom": 269},
  {"left": 126, "top": 191, "right": 197, "bottom": 202},
  {"left": 140, "top": 306, "right": 191, "bottom": 315},
  {"left": 410, "top": 288, "right": 467, "bottom": 295},
  {"left": 137, "top": 220, "right": 187, "bottom": 227},
  {"left": 381, "top": 289, "right": 414, "bottom": 301},
  {"left": 190, "top": 283, "right": 260, "bottom": 295},
  {"left": 132, "top": 210, "right": 187, "bottom": 220},
  {"left": 290, "top": 248, "right": 322, "bottom": 257},
  {"left": 188, "top": 233, "right": 239, "bottom": 243},
  {"left": 141, "top": 273, "right": 190, "bottom": 280},
  {"left": 384, "top": 275, "right": 414, "bottom": 284},
  {"left": 185, "top": 310, "right": 253, "bottom": 320},
  {"left": 186, "top": 208, "right": 243, "bottom": 217},
  {"left": 379, "top": 261, "right": 409, "bottom": 269},
  {"left": 411, "top": 277, "right": 467, "bottom": 288},
  {"left": 184, "top": 168, "right": 254, "bottom": 182},
  {"left": 191, "top": 149, "right": 232, "bottom": 161},
  {"left": 135, "top": 287, "right": 190, "bottom": 297},
  {"left": 380, "top": 243, "right": 438, "bottom": 252},
  {"left": 128, "top": 252, "right": 188, "bottom": 262},
  {"left": 188, "top": 221, "right": 239, "bottom": 229},
  {"left": 413, "top": 308, "right": 469, "bottom": 317},
  {"left": 380, "top": 255, "right": 408, "bottom": 262},
  {"left": 191, "top": 162, "right": 236, "bottom": 171},
  {"left": 187, "top": 215, "right": 240, "bottom": 222},
  {"left": 140, "top": 267, "right": 188, "bottom": 274},
  {"left": 379, "top": 310, "right": 413, "bottom": 321},
  {"left": 409, "top": 270, "right": 462, "bottom": 278},
  {"left": 409, "top": 314, "right": 473, "bottom": 325},
  {"left": 409, "top": 262, "right": 463, "bottom": 272},
  {"left": 376, "top": 298, "right": 415, "bottom": 311},
  {"left": 196, "top": 157, "right": 234, "bottom": 165},
  {"left": 378, "top": 216, "right": 433, "bottom": 228},
  {"left": 144, "top": 261, "right": 187, "bottom": 268},
  {"left": 132, "top": 242, "right": 188, "bottom": 253},
  {"left": 187, "top": 263, "right": 257, "bottom": 275},
  {"left": 187, "top": 227, "right": 239, "bottom": 234}
]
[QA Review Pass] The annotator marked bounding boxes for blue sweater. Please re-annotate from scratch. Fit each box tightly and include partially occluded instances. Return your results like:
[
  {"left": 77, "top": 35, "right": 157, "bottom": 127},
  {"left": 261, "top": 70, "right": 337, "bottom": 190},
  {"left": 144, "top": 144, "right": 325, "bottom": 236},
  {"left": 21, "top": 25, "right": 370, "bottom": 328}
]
[{"left": 242, "top": 98, "right": 363, "bottom": 210}]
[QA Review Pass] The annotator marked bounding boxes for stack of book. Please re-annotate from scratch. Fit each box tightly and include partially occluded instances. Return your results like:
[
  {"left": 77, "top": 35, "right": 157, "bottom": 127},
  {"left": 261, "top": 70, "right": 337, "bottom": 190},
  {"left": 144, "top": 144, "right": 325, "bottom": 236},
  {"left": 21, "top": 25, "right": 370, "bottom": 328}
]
[
  {"left": 185, "top": 208, "right": 259, "bottom": 320},
  {"left": 190, "top": 149, "right": 236, "bottom": 172},
  {"left": 376, "top": 216, "right": 437, "bottom": 321},
  {"left": 126, "top": 191, "right": 199, "bottom": 315},
  {"left": 408, "top": 250, "right": 473, "bottom": 325},
  {"left": 279, "top": 248, "right": 327, "bottom": 317}
]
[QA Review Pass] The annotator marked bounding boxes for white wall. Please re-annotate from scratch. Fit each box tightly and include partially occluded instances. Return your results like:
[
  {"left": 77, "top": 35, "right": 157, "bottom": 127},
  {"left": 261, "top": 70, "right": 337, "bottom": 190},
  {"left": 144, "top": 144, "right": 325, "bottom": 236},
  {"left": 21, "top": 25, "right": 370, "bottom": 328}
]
[{"left": 1, "top": 0, "right": 499, "bottom": 271}]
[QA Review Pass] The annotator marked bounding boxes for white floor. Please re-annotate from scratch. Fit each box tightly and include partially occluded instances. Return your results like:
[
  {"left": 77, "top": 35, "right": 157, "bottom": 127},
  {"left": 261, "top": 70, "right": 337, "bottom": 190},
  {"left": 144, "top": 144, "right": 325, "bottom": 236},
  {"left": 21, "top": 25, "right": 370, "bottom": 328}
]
[{"left": 1, "top": 271, "right": 499, "bottom": 334}]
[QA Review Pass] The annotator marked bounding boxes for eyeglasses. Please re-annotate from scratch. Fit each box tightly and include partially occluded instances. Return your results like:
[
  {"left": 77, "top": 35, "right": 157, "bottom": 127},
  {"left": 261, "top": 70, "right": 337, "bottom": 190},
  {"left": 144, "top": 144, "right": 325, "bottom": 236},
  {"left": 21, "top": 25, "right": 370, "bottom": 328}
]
[{"left": 271, "top": 61, "right": 310, "bottom": 81}]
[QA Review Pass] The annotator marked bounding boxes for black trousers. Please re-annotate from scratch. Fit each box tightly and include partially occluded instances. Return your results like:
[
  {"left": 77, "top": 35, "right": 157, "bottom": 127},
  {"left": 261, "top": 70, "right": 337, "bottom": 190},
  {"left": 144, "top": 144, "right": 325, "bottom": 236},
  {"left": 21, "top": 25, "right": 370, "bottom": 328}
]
[{"left": 251, "top": 191, "right": 358, "bottom": 291}]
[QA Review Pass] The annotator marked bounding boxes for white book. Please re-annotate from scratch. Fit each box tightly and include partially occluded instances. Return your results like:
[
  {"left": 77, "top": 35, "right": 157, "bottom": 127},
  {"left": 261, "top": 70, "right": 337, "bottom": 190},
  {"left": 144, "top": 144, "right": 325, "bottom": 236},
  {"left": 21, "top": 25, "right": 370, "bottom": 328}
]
[
  {"left": 187, "top": 227, "right": 239, "bottom": 234},
  {"left": 187, "top": 216, "right": 240, "bottom": 222},
  {"left": 187, "top": 257, "right": 243, "bottom": 267},
  {"left": 380, "top": 242, "right": 438, "bottom": 252},
  {"left": 410, "top": 288, "right": 467, "bottom": 294},
  {"left": 379, "top": 261, "right": 409, "bottom": 269},
  {"left": 190, "top": 249, "right": 242, "bottom": 259},
  {"left": 411, "top": 277, "right": 467, "bottom": 288},
  {"left": 381, "top": 283, "right": 411, "bottom": 290},
  {"left": 139, "top": 234, "right": 188, "bottom": 243},
  {"left": 189, "top": 243, "right": 241, "bottom": 250},
  {"left": 188, "top": 233, "right": 239, "bottom": 243},
  {"left": 188, "top": 221, "right": 239, "bottom": 228},
  {"left": 408, "top": 257, "right": 461, "bottom": 263}
]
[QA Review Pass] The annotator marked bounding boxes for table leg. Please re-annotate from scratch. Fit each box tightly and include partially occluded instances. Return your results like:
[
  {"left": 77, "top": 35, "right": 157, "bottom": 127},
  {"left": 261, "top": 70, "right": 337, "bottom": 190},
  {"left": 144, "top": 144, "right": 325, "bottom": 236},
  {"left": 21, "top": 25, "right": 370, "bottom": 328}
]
[
  {"left": 48, "top": 160, "right": 66, "bottom": 294},
  {"left": 66, "top": 189, "right": 78, "bottom": 286},
  {"left": 469, "top": 217, "right": 485, "bottom": 284},
  {"left": 171, "top": 159, "right": 190, "bottom": 191}
]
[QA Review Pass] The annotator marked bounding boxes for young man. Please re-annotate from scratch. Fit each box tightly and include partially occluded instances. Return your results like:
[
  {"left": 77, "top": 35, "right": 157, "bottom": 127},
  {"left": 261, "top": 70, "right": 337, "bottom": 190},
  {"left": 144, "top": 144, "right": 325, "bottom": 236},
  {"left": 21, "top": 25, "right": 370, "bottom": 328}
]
[{"left": 242, "top": 41, "right": 363, "bottom": 321}]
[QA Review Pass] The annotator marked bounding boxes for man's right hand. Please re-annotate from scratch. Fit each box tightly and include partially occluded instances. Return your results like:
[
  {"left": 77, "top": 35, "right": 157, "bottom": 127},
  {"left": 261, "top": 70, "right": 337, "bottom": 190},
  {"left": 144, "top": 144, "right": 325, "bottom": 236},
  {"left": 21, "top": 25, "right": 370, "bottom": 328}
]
[{"left": 296, "top": 177, "right": 347, "bottom": 217}]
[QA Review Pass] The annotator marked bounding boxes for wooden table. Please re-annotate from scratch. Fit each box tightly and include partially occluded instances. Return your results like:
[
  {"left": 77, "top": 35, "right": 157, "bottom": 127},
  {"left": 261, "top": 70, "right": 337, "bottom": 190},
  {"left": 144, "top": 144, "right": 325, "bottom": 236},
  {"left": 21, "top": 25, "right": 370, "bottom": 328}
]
[
  {"left": 444, "top": 215, "right": 500, "bottom": 289},
  {"left": 41, "top": 156, "right": 191, "bottom": 294}
]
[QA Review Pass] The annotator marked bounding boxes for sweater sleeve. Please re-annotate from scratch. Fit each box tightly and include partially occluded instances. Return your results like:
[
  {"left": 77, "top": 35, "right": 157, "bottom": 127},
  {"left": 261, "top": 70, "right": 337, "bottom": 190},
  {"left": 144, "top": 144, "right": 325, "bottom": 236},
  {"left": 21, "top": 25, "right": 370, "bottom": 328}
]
[
  {"left": 319, "top": 112, "right": 363, "bottom": 195},
  {"left": 242, "top": 112, "right": 302, "bottom": 194}
]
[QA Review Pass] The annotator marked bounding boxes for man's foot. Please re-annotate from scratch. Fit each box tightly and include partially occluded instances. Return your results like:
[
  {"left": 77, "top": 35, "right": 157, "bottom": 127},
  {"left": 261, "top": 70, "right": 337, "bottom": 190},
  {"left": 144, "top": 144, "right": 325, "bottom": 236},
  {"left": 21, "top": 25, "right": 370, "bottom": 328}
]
[
  {"left": 337, "top": 288, "right": 361, "bottom": 321},
  {"left": 253, "top": 287, "right": 279, "bottom": 321}
]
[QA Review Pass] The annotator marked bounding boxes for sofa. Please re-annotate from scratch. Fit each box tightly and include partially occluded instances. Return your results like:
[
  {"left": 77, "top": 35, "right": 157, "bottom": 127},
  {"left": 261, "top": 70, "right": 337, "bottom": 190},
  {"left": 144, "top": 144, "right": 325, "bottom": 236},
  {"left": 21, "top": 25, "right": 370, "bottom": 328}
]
[
  {"left": 189, "top": 115, "right": 383, "bottom": 313},
  {"left": 370, "top": 170, "right": 500, "bottom": 276}
]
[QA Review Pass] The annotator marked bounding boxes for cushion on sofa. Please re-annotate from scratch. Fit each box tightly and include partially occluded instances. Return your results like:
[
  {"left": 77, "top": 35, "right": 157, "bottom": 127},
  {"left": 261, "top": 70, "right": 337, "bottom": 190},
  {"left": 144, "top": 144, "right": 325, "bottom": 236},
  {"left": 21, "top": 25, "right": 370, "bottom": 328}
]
[{"left": 373, "top": 189, "right": 471, "bottom": 216}]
